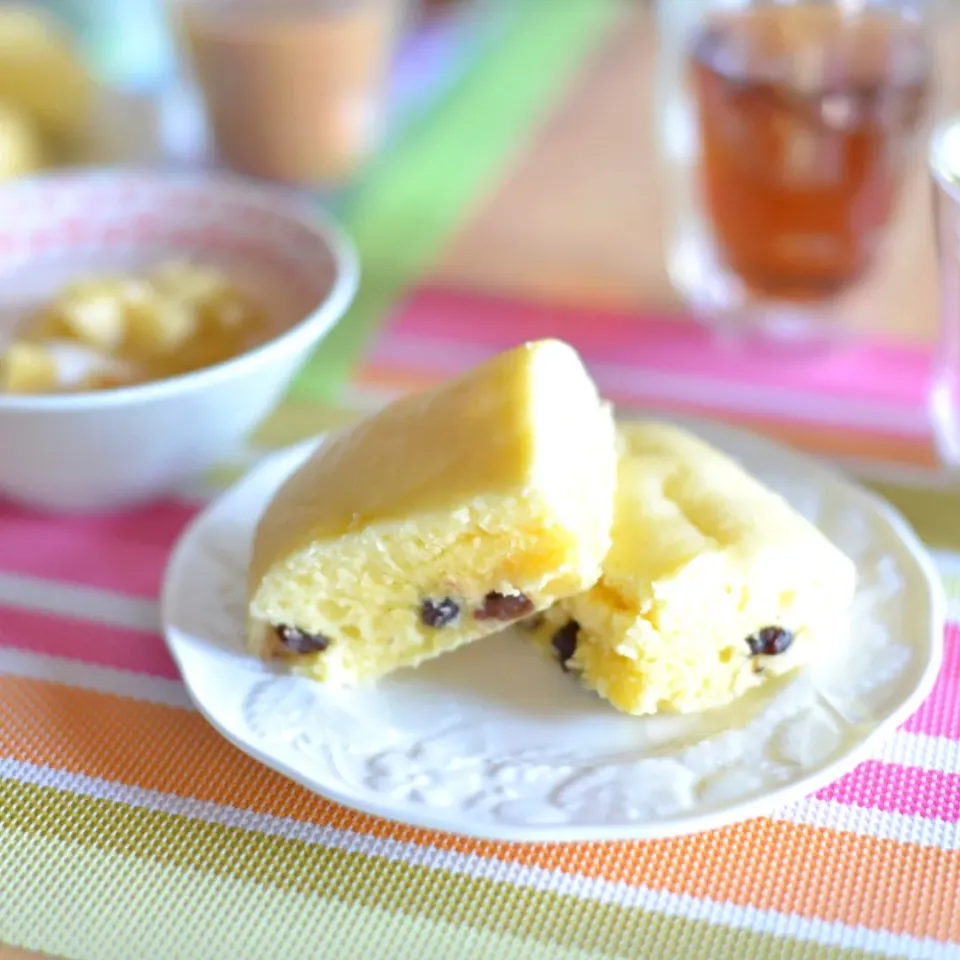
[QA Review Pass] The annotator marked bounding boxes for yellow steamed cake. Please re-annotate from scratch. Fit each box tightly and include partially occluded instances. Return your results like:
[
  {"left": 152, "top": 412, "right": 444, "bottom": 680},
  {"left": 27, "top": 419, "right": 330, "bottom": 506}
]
[
  {"left": 246, "top": 339, "right": 618, "bottom": 684},
  {"left": 532, "top": 421, "right": 856, "bottom": 715}
]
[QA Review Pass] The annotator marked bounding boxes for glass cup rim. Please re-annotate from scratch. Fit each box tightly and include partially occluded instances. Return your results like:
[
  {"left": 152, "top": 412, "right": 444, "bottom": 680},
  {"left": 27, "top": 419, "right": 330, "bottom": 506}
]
[{"left": 930, "top": 116, "right": 960, "bottom": 202}]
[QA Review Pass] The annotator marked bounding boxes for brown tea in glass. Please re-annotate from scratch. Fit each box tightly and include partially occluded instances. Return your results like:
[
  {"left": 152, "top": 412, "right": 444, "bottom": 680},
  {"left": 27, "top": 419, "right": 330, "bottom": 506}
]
[{"left": 684, "top": 3, "right": 932, "bottom": 314}]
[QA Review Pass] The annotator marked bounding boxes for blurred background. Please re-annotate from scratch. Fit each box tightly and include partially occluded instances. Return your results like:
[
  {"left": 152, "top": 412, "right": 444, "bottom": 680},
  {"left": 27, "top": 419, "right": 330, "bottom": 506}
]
[
  {"left": 6, "top": 6, "right": 960, "bottom": 957},
  {"left": 2, "top": 0, "right": 958, "bottom": 480},
  {"left": 0, "top": 0, "right": 511, "bottom": 175}
]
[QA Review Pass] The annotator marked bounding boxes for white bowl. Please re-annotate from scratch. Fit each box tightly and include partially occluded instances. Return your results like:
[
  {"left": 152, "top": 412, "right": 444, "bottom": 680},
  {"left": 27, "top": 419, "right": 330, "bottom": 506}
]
[{"left": 0, "top": 169, "right": 358, "bottom": 512}]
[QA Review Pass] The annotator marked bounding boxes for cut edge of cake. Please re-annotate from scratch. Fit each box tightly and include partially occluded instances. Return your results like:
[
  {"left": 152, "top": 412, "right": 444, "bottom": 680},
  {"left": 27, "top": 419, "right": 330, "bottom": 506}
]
[{"left": 245, "top": 339, "right": 618, "bottom": 685}]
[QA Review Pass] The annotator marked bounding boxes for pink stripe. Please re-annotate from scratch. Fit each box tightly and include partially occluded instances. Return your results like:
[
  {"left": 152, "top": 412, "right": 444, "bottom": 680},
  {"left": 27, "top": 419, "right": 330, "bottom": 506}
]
[
  {"left": 382, "top": 286, "right": 931, "bottom": 409},
  {"left": 813, "top": 624, "right": 960, "bottom": 820},
  {"left": 0, "top": 604, "right": 178, "bottom": 679},
  {"left": 0, "top": 500, "right": 198, "bottom": 597},
  {"left": 817, "top": 759, "right": 960, "bottom": 822},
  {"left": 902, "top": 624, "right": 960, "bottom": 741}
]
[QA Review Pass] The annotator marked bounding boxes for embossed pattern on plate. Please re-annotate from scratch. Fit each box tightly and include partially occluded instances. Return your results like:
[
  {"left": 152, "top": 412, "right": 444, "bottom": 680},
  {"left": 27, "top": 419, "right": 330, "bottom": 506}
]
[{"left": 161, "top": 417, "right": 944, "bottom": 842}]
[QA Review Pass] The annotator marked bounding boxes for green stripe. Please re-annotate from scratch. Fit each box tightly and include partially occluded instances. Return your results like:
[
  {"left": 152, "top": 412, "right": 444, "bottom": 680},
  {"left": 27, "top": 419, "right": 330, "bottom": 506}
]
[
  {"left": 864, "top": 481, "right": 960, "bottom": 552},
  {"left": 0, "top": 826, "right": 598, "bottom": 960},
  {"left": 291, "top": 0, "right": 618, "bottom": 403},
  {"left": 0, "top": 780, "right": 889, "bottom": 960}
]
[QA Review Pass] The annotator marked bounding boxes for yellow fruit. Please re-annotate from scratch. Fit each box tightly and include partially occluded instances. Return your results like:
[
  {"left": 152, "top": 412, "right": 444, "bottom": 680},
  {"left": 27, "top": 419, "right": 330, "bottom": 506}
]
[
  {"left": 0, "top": 101, "right": 45, "bottom": 179},
  {"left": 0, "top": 341, "right": 59, "bottom": 393},
  {"left": 124, "top": 290, "right": 197, "bottom": 358},
  {"left": 53, "top": 282, "right": 127, "bottom": 351},
  {"left": 0, "top": 6, "right": 93, "bottom": 146}
]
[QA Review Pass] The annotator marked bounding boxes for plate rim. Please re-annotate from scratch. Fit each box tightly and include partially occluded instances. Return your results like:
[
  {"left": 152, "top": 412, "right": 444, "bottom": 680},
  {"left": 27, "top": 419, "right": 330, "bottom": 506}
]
[{"left": 160, "top": 414, "right": 946, "bottom": 843}]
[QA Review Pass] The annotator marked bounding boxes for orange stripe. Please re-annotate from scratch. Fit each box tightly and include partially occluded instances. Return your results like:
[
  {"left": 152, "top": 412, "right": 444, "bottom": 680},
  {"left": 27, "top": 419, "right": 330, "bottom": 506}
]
[{"left": 1, "top": 676, "right": 957, "bottom": 940}]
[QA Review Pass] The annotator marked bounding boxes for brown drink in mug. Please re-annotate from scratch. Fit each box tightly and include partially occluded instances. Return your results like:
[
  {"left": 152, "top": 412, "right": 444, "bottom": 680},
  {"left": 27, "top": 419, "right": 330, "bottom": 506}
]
[{"left": 173, "top": 0, "right": 399, "bottom": 186}]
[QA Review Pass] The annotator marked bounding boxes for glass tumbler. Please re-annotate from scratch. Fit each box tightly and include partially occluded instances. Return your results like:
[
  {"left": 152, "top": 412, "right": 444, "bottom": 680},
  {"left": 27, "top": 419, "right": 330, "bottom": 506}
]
[
  {"left": 169, "top": 0, "right": 403, "bottom": 187},
  {"left": 929, "top": 117, "right": 960, "bottom": 467},
  {"left": 654, "top": 0, "right": 935, "bottom": 345}
]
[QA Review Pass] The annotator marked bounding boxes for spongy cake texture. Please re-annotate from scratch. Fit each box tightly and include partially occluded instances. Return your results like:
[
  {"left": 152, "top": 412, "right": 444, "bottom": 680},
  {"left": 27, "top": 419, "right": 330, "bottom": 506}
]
[
  {"left": 534, "top": 421, "right": 856, "bottom": 715},
  {"left": 247, "top": 339, "right": 617, "bottom": 684}
]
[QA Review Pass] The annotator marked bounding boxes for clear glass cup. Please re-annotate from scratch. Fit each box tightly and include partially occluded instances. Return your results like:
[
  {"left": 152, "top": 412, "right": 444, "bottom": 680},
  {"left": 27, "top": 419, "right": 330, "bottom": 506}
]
[
  {"left": 930, "top": 117, "right": 960, "bottom": 466},
  {"left": 655, "top": 0, "right": 935, "bottom": 346},
  {"left": 168, "top": 0, "right": 402, "bottom": 187}
]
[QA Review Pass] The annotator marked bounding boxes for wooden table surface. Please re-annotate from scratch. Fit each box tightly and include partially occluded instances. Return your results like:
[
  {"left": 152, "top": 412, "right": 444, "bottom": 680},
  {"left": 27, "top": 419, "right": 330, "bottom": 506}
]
[{"left": 434, "top": 0, "right": 957, "bottom": 345}]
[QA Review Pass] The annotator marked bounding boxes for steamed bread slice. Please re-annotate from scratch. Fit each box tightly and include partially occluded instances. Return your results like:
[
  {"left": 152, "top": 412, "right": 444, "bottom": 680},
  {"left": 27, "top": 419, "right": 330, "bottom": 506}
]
[
  {"left": 534, "top": 421, "right": 856, "bottom": 715},
  {"left": 247, "top": 339, "right": 618, "bottom": 684}
]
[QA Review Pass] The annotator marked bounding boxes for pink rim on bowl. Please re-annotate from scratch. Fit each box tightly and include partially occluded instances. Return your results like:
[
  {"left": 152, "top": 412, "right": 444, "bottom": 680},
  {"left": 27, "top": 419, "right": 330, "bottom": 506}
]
[{"left": 0, "top": 167, "right": 360, "bottom": 408}]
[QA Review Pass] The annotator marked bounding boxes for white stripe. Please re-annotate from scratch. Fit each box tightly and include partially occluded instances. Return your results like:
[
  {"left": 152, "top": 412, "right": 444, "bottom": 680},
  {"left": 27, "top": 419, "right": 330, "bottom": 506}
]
[
  {"left": 946, "top": 595, "right": 960, "bottom": 625},
  {"left": 0, "top": 647, "right": 190, "bottom": 709},
  {"left": 0, "top": 573, "right": 159, "bottom": 632},
  {"left": 931, "top": 550, "right": 960, "bottom": 581},
  {"left": 928, "top": 557, "right": 960, "bottom": 620},
  {"left": 1, "top": 756, "right": 953, "bottom": 958},
  {"left": 874, "top": 731, "right": 960, "bottom": 775},
  {"left": 780, "top": 796, "right": 960, "bottom": 851},
  {"left": 376, "top": 333, "right": 930, "bottom": 436}
]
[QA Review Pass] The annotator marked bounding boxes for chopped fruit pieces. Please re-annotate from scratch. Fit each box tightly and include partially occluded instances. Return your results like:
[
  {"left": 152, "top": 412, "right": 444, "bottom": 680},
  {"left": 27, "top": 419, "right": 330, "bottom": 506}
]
[{"left": 0, "top": 260, "right": 270, "bottom": 394}]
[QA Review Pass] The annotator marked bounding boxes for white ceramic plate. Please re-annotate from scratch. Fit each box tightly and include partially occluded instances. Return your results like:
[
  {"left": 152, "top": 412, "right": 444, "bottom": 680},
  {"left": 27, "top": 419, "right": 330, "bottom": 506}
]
[{"left": 161, "top": 417, "right": 944, "bottom": 842}]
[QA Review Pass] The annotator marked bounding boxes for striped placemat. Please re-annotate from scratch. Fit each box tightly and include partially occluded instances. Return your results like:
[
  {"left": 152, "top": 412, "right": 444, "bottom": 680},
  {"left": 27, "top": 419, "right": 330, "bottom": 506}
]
[
  {"left": 3, "top": 0, "right": 960, "bottom": 956},
  {"left": 0, "top": 477, "right": 958, "bottom": 959}
]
